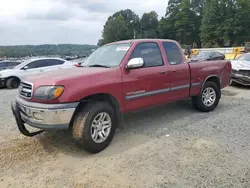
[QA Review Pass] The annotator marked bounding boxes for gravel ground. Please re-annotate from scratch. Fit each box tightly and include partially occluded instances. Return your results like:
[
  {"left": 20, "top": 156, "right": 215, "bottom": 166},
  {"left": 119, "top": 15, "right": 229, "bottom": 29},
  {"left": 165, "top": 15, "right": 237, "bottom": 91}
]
[{"left": 0, "top": 86, "right": 250, "bottom": 188}]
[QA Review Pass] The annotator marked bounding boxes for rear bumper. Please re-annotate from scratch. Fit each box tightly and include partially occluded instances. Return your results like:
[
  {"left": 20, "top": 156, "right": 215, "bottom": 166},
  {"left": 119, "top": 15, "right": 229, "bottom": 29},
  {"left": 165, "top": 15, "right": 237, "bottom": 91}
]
[{"left": 11, "top": 96, "right": 79, "bottom": 136}]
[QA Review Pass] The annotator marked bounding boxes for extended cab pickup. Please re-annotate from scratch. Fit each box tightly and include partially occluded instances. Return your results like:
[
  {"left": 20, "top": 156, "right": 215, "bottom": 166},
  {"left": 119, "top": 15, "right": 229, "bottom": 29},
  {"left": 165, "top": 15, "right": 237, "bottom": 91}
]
[{"left": 11, "top": 39, "right": 232, "bottom": 153}]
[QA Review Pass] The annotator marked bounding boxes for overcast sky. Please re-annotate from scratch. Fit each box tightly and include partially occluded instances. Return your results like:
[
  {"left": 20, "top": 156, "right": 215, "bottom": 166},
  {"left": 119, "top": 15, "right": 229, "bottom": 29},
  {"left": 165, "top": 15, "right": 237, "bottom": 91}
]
[{"left": 0, "top": 0, "right": 168, "bottom": 46}]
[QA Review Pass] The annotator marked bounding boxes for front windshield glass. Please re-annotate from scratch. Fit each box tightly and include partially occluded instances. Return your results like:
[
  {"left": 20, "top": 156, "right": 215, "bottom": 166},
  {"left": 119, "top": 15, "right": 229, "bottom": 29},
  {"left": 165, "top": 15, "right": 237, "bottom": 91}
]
[
  {"left": 236, "top": 53, "right": 250, "bottom": 61},
  {"left": 82, "top": 43, "right": 132, "bottom": 67}
]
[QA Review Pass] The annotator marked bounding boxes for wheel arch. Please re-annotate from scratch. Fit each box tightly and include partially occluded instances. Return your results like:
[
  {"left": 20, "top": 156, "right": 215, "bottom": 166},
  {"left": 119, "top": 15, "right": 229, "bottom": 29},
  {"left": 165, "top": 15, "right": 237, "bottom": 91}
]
[
  {"left": 70, "top": 93, "right": 122, "bottom": 128},
  {"left": 200, "top": 75, "right": 221, "bottom": 97},
  {"left": 201, "top": 75, "right": 221, "bottom": 91},
  {"left": 6, "top": 76, "right": 21, "bottom": 81}
]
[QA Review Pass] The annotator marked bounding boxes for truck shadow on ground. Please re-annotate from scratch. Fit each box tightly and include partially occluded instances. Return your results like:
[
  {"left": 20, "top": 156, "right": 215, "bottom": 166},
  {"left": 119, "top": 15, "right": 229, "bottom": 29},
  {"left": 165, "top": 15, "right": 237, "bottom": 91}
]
[{"left": 37, "top": 99, "right": 228, "bottom": 157}]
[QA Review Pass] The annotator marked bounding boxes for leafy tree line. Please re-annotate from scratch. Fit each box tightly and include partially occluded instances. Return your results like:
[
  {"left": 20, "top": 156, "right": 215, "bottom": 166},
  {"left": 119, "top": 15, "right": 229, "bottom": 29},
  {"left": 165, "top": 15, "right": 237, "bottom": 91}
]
[
  {"left": 0, "top": 44, "right": 97, "bottom": 58},
  {"left": 98, "top": 0, "right": 250, "bottom": 48}
]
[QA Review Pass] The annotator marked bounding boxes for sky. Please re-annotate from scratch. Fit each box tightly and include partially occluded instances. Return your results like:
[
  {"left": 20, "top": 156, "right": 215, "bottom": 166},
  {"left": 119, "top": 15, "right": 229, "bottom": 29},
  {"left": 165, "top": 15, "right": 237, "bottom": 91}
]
[{"left": 0, "top": 0, "right": 168, "bottom": 46}]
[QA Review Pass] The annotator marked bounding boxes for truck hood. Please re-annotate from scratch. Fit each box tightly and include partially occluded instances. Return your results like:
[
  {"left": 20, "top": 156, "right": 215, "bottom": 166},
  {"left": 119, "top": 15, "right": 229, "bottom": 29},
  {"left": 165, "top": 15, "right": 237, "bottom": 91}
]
[
  {"left": 23, "top": 67, "right": 116, "bottom": 85},
  {"left": 231, "top": 60, "right": 250, "bottom": 71}
]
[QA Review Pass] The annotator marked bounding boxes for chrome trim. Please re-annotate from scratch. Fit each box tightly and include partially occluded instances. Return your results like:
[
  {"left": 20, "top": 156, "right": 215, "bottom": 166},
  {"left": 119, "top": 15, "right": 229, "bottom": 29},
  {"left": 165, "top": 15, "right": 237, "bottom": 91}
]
[
  {"left": 19, "top": 81, "right": 34, "bottom": 99},
  {"left": 16, "top": 100, "right": 76, "bottom": 130},
  {"left": 171, "top": 84, "right": 190, "bottom": 91},
  {"left": 191, "top": 82, "right": 201, "bottom": 87},
  {"left": 200, "top": 75, "right": 221, "bottom": 94},
  {"left": 125, "top": 82, "right": 201, "bottom": 100},
  {"left": 21, "top": 88, "right": 31, "bottom": 93},
  {"left": 125, "top": 87, "right": 171, "bottom": 100}
]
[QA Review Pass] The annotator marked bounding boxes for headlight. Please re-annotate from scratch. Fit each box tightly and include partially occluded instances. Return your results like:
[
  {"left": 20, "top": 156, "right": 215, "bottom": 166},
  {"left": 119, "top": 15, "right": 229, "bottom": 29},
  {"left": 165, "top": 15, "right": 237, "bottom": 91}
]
[{"left": 34, "top": 86, "right": 64, "bottom": 100}]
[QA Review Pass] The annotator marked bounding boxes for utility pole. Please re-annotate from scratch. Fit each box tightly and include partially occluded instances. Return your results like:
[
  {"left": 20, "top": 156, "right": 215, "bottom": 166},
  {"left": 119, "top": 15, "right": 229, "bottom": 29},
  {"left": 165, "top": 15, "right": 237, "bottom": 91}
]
[{"left": 134, "top": 30, "right": 136, "bottom": 39}]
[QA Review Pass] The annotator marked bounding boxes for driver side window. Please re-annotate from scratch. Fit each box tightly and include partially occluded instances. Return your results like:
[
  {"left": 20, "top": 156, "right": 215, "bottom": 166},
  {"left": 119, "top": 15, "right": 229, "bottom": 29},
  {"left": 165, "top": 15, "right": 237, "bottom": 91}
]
[{"left": 130, "top": 42, "right": 164, "bottom": 68}]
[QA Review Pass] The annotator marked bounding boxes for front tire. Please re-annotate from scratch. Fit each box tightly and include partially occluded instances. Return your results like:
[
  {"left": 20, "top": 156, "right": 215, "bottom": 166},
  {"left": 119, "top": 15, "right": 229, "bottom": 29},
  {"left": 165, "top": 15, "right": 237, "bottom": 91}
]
[
  {"left": 192, "top": 81, "right": 220, "bottom": 112},
  {"left": 6, "top": 77, "right": 20, "bottom": 89},
  {"left": 72, "top": 101, "right": 117, "bottom": 153}
]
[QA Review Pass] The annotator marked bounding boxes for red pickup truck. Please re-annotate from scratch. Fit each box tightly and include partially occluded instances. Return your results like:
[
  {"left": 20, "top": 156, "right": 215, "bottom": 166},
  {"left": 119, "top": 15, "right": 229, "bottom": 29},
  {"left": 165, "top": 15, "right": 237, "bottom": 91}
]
[{"left": 11, "top": 39, "right": 232, "bottom": 153}]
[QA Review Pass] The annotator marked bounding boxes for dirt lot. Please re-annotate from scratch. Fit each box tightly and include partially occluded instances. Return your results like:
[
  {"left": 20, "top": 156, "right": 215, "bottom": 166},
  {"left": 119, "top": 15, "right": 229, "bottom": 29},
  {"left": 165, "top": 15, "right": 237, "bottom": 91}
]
[{"left": 0, "top": 86, "right": 250, "bottom": 188}]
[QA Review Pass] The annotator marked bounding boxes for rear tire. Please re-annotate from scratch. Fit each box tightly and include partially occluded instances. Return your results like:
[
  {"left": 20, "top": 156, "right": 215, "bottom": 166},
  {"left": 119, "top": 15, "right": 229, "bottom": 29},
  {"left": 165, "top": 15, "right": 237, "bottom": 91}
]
[
  {"left": 6, "top": 77, "right": 20, "bottom": 89},
  {"left": 72, "top": 101, "right": 117, "bottom": 153},
  {"left": 192, "top": 81, "right": 220, "bottom": 112}
]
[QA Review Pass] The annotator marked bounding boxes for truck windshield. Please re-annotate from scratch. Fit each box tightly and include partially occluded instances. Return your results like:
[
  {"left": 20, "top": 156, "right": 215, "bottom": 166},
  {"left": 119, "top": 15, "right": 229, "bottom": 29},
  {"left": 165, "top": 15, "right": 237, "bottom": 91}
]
[{"left": 82, "top": 43, "right": 131, "bottom": 67}]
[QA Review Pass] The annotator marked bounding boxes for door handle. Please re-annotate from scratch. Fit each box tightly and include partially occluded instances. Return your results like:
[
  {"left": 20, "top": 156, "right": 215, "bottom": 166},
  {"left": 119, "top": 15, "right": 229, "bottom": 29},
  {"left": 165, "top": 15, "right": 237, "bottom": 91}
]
[
  {"left": 159, "top": 71, "right": 167, "bottom": 74},
  {"left": 171, "top": 70, "right": 177, "bottom": 72}
]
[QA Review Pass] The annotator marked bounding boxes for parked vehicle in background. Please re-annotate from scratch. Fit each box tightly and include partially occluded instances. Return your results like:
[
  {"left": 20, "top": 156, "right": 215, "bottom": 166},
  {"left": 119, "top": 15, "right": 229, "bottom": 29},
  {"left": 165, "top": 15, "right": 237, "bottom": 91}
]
[
  {"left": 11, "top": 39, "right": 232, "bottom": 153},
  {"left": 0, "top": 58, "right": 75, "bottom": 89},
  {"left": 71, "top": 57, "right": 87, "bottom": 67},
  {"left": 231, "top": 53, "right": 250, "bottom": 86},
  {"left": 0, "top": 61, "right": 22, "bottom": 71},
  {"left": 189, "top": 51, "right": 225, "bottom": 62}
]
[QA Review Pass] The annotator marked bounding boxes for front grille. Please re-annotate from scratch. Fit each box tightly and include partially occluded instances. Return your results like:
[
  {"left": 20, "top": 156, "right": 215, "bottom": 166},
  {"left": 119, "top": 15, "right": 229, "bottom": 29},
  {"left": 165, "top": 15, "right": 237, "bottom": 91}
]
[{"left": 19, "top": 82, "right": 33, "bottom": 99}]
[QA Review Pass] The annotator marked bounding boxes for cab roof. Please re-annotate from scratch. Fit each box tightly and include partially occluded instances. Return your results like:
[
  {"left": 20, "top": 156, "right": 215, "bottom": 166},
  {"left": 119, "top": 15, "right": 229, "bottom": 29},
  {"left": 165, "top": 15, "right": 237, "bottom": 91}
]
[{"left": 106, "top": 39, "right": 178, "bottom": 45}]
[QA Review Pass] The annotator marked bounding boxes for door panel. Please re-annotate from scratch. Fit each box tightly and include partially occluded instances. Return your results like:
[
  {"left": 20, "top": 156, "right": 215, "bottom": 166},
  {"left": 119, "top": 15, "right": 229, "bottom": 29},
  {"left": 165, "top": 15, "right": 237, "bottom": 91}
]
[
  {"left": 122, "top": 42, "right": 170, "bottom": 112},
  {"left": 162, "top": 42, "right": 191, "bottom": 100},
  {"left": 167, "top": 63, "right": 190, "bottom": 100},
  {"left": 123, "top": 66, "right": 170, "bottom": 112}
]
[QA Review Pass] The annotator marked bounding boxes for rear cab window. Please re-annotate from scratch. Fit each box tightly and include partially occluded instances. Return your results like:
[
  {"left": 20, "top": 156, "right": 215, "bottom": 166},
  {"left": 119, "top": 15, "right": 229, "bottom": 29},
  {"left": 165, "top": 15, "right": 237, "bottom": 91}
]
[{"left": 162, "top": 42, "right": 183, "bottom": 65}]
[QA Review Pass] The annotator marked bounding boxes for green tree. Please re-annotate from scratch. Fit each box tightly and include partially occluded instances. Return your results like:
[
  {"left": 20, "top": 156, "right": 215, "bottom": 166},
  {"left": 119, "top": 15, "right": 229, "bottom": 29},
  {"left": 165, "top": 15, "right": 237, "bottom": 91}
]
[
  {"left": 174, "top": 0, "right": 200, "bottom": 45},
  {"left": 161, "top": 0, "right": 201, "bottom": 46},
  {"left": 157, "top": 17, "right": 171, "bottom": 39},
  {"left": 200, "top": 0, "right": 223, "bottom": 47},
  {"left": 113, "top": 9, "right": 141, "bottom": 39},
  {"left": 0, "top": 44, "right": 97, "bottom": 57},
  {"left": 234, "top": 0, "right": 250, "bottom": 45},
  {"left": 140, "top": 11, "right": 159, "bottom": 38},
  {"left": 100, "top": 9, "right": 140, "bottom": 44},
  {"left": 97, "top": 39, "right": 104, "bottom": 46},
  {"left": 200, "top": 0, "right": 242, "bottom": 47},
  {"left": 101, "top": 15, "right": 129, "bottom": 44}
]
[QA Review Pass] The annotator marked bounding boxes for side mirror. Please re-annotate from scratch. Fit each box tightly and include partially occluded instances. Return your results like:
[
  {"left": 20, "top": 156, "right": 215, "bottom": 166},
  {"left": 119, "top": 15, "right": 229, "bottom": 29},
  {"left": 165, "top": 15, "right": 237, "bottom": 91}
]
[
  {"left": 22, "top": 66, "right": 28, "bottom": 70},
  {"left": 126, "top": 58, "right": 144, "bottom": 70}
]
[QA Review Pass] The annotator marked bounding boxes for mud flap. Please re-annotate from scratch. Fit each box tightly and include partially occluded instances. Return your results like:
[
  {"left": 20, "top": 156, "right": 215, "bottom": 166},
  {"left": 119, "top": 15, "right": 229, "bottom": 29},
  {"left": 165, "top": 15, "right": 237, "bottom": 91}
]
[{"left": 11, "top": 102, "right": 44, "bottom": 137}]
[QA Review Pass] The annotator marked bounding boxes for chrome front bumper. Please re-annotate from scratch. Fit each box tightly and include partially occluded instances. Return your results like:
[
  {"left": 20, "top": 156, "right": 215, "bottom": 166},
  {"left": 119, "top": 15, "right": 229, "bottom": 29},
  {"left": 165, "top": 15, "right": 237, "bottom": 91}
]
[{"left": 11, "top": 96, "right": 79, "bottom": 135}]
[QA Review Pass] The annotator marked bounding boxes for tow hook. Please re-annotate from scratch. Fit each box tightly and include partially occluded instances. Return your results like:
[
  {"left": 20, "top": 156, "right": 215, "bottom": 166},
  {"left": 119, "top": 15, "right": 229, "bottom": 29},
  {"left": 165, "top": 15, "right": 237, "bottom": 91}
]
[{"left": 11, "top": 102, "right": 44, "bottom": 137}]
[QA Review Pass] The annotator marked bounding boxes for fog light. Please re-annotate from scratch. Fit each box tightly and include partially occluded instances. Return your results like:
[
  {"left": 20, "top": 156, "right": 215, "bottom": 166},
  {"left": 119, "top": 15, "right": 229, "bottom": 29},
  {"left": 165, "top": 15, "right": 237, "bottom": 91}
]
[{"left": 33, "top": 112, "right": 43, "bottom": 120}]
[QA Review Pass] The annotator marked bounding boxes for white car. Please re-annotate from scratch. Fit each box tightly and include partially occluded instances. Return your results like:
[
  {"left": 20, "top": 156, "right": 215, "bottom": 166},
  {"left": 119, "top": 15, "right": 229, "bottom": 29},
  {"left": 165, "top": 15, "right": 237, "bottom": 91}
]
[
  {"left": 0, "top": 57, "right": 76, "bottom": 89},
  {"left": 231, "top": 53, "right": 250, "bottom": 86}
]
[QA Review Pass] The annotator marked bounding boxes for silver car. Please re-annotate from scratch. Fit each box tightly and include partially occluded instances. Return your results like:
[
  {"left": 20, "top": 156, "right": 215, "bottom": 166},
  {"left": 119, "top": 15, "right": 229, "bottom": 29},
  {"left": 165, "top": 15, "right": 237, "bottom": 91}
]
[{"left": 231, "top": 53, "right": 250, "bottom": 86}]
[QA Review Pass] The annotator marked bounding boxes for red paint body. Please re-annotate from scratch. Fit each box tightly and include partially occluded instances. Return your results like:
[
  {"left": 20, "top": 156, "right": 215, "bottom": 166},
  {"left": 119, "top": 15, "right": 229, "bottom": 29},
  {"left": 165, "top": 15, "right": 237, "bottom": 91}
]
[{"left": 23, "top": 39, "right": 232, "bottom": 113}]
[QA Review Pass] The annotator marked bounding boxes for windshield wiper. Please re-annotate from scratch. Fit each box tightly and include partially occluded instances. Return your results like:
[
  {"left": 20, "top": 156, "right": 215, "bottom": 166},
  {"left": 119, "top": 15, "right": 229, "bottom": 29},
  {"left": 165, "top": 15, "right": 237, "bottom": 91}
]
[{"left": 87, "top": 64, "right": 110, "bottom": 68}]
